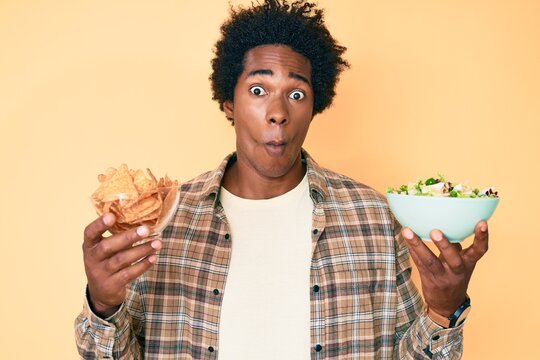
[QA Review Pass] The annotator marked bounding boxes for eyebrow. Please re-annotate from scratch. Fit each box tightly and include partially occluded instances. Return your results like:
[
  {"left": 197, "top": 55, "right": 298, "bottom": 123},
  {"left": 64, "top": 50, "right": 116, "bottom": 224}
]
[{"left": 247, "top": 69, "right": 311, "bottom": 86}]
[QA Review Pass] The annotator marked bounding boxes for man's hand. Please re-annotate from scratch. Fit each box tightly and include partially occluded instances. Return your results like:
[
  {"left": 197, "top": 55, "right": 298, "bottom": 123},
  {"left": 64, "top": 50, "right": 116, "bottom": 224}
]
[
  {"left": 82, "top": 213, "right": 161, "bottom": 318},
  {"left": 402, "top": 221, "right": 489, "bottom": 317}
]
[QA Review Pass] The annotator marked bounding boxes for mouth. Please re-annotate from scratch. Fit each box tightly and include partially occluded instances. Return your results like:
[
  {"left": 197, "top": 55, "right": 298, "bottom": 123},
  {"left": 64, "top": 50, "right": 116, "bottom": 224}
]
[{"left": 264, "top": 140, "right": 287, "bottom": 156}]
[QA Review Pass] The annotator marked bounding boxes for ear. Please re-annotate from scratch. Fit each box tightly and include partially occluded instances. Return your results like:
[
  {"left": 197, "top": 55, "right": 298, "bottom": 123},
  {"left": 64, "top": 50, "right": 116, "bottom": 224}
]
[{"left": 223, "top": 100, "right": 234, "bottom": 120}]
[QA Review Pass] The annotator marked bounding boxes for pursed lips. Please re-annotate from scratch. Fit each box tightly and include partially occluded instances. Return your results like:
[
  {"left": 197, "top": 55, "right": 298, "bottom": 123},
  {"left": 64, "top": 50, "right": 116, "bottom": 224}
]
[{"left": 264, "top": 139, "right": 287, "bottom": 156}]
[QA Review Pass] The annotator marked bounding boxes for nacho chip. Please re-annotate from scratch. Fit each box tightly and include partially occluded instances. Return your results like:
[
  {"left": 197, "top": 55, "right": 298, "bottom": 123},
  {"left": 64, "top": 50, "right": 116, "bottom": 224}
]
[
  {"left": 123, "top": 196, "right": 162, "bottom": 223},
  {"left": 132, "top": 169, "right": 158, "bottom": 195},
  {"left": 92, "top": 164, "right": 138, "bottom": 203},
  {"left": 146, "top": 168, "right": 158, "bottom": 183},
  {"left": 91, "top": 164, "right": 180, "bottom": 235}
]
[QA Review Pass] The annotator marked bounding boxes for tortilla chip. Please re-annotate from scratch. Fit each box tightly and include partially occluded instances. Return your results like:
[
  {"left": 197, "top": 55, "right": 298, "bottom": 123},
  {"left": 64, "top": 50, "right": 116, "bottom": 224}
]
[
  {"left": 132, "top": 169, "right": 158, "bottom": 195},
  {"left": 92, "top": 164, "right": 138, "bottom": 203},
  {"left": 92, "top": 164, "right": 179, "bottom": 234}
]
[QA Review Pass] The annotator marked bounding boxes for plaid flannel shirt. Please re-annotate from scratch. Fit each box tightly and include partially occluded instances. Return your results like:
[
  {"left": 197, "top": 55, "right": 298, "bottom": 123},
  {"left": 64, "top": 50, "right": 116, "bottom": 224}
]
[{"left": 75, "top": 150, "right": 464, "bottom": 359}]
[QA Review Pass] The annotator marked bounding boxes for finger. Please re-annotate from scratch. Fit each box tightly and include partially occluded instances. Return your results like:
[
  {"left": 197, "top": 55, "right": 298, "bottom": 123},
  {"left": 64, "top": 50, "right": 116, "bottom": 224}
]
[
  {"left": 402, "top": 227, "right": 445, "bottom": 276},
  {"left": 463, "top": 221, "right": 489, "bottom": 264},
  {"left": 110, "top": 253, "right": 158, "bottom": 286},
  {"left": 430, "top": 229, "right": 465, "bottom": 274},
  {"left": 92, "top": 225, "right": 150, "bottom": 261},
  {"left": 403, "top": 232, "right": 438, "bottom": 286},
  {"left": 405, "top": 238, "right": 437, "bottom": 284},
  {"left": 83, "top": 213, "right": 116, "bottom": 248},
  {"left": 105, "top": 239, "right": 162, "bottom": 274}
]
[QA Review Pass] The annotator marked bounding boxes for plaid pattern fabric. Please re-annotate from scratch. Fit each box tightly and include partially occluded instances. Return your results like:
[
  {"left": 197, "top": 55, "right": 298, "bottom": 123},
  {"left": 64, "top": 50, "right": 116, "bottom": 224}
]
[{"left": 75, "top": 150, "right": 464, "bottom": 359}]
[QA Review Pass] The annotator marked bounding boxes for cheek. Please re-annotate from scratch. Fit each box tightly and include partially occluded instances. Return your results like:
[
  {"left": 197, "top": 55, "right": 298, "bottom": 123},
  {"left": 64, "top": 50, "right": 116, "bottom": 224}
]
[
  {"left": 234, "top": 94, "right": 266, "bottom": 122},
  {"left": 234, "top": 108, "right": 263, "bottom": 144},
  {"left": 299, "top": 123, "right": 312, "bottom": 140},
  {"left": 293, "top": 106, "right": 313, "bottom": 136},
  {"left": 295, "top": 97, "right": 313, "bottom": 119}
]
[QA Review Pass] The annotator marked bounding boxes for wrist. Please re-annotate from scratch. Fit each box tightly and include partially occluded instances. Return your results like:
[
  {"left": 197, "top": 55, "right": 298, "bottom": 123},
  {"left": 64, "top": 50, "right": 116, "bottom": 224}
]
[
  {"left": 90, "top": 299, "right": 121, "bottom": 319},
  {"left": 86, "top": 287, "right": 122, "bottom": 319},
  {"left": 425, "top": 296, "right": 471, "bottom": 328},
  {"left": 428, "top": 295, "right": 468, "bottom": 317}
]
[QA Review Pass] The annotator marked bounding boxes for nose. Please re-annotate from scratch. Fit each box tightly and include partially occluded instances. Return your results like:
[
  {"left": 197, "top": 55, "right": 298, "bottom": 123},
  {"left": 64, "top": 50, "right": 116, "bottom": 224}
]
[{"left": 266, "top": 97, "right": 288, "bottom": 125}]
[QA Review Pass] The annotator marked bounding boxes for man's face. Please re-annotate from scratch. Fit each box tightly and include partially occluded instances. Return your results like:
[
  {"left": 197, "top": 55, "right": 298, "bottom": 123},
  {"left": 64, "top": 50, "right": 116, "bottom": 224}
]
[{"left": 224, "top": 44, "right": 314, "bottom": 180}]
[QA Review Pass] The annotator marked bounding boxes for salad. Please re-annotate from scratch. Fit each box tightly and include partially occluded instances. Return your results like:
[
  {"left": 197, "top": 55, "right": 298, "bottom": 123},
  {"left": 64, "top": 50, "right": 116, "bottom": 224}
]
[{"left": 386, "top": 174, "right": 499, "bottom": 198}]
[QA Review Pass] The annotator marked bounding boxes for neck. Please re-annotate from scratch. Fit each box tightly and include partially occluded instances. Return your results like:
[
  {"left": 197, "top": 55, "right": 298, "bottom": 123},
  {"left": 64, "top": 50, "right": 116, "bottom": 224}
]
[{"left": 222, "top": 154, "right": 306, "bottom": 200}]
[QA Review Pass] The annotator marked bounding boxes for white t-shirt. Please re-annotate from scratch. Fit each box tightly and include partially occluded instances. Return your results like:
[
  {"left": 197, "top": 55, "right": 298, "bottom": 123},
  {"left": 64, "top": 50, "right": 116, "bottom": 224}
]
[{"left": 218, "top": 174, "right": 313, "bottom": 359}]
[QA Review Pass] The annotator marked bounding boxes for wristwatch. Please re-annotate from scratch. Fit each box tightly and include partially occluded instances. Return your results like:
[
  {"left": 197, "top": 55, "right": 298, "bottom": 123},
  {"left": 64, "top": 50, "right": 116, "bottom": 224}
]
[{"left": 425, "top": 296, "right": 471, "bottom": 328}]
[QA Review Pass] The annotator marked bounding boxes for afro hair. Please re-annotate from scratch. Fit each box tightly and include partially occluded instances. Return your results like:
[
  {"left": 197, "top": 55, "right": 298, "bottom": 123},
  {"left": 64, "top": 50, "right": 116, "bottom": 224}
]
[{"left": 210, "top": 0, "right": 350, "bottom": 123}]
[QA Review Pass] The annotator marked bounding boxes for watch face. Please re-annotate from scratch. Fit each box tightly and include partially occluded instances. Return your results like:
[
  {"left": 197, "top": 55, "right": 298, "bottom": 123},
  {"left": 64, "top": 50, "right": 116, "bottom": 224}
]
[{"left": 454, "top": 304, "right": 472, "bottom": 327}]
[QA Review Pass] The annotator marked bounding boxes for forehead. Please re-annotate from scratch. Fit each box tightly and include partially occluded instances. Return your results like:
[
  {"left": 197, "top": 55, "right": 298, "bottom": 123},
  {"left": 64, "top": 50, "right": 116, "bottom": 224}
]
[{"left": 241, "top": 45, "right": 312, "bottom": 80}]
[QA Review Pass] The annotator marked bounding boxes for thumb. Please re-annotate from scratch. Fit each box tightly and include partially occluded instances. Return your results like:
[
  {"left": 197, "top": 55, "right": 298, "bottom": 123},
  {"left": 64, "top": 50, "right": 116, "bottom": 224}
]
[{"left": 83, "top": 213, "right": 116, "bottom": 248}]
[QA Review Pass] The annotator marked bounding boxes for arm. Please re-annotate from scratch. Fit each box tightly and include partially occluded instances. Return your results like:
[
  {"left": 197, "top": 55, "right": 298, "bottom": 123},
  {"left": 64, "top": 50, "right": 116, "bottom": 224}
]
[
  {"left": 395, "top": 217, "right": 489, "bottom": 359},
  {"left": 74, "top": 214, "right": 159, "bottom": 359},
  {"left": 74, "top": 284, "right": 145, "bottom": 359},
  {"left": 393, "top": 221, "right": 465, "bottom": 359}
]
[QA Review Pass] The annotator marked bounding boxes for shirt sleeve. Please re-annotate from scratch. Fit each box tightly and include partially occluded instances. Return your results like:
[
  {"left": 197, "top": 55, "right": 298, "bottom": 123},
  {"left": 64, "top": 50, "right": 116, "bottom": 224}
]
[
  {"left": 392, "top": 219, "right": 465, "bottom": 359},
  {"left": 74, "top": 284, "right": 144, "bottom": 359}
]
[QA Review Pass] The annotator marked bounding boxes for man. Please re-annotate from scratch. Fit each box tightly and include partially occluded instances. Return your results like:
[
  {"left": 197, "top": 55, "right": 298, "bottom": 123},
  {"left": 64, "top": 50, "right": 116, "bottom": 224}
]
[{"left": 75, "top": 1, "right": 488, "bottom": 358}]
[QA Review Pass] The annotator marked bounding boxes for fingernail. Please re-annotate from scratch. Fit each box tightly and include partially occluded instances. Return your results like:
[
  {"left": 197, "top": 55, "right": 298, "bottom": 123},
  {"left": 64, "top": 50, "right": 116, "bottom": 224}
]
[
  {"left": 137, "top": 226, "right": 149, "bottom": 237},
  {"left": 148, "top": 255, "right": 157, "bottom": 263},
  {"left": 151, "top": 240, "right": 162, "bottom": 250},
  {"left": 432, "top": 231, "right": 442, "bottom": 242},
  {"left": 403, "top": 228, "right": 414, "bottom": 240},
  {"left": 481, "top": 222, "right": 487, "bottom": 232},
  {"left": 103, "top": 213, "right": 114, "bottom": 226}
]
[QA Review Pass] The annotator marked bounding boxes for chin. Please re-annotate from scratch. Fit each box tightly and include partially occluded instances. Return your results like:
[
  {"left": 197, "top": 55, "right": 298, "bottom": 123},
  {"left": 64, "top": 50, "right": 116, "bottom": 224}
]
[
  {"left": 257, "top": 159, "right": 298, "bottom": 179},
  {"left": 258, "top": 166, "right": 290, "bottom": 179}
]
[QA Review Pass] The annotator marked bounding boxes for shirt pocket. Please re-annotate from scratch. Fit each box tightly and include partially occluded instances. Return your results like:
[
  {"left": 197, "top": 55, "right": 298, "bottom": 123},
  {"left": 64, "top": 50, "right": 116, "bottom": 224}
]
[
  {"left": 319, "top": 258, "right": 388, "bottom": 310},
  {"left": 316, "top": 256, "right": 392, "bottom": 352}
]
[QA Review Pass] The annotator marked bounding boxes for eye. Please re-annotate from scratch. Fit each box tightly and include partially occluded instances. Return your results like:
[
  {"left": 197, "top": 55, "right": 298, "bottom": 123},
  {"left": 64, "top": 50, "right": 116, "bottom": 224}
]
[
  {"left": 289, "top": 90, "right": 305, "bottom": 101},
  {"left": 249, "top": 86, "right": 267, "bottom": 96}
]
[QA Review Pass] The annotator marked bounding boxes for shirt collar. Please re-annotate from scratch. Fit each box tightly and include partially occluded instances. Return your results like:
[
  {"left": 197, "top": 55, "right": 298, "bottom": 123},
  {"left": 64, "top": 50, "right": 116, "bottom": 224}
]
[
  {"left": 302, "top": 149, "right": 328, "bottom": 203},
  {"left": 201, "top": 149, "right": 328, "bottom": 205}
]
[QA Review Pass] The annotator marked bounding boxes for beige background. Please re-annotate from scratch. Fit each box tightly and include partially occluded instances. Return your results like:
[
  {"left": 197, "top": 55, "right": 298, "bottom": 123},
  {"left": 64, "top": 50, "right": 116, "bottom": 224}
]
[{"left": 1, "top": 0, "right": 539, "bottom": 358}]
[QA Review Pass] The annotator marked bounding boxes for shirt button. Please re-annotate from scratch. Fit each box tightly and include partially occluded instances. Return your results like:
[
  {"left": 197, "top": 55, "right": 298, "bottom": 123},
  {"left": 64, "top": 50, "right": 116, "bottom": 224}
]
[
  {"left": 312, "top": 229, "right": 318, "bottom": 235},
  {"left": 208, "top": 346, "right": 215, "bottom": 352},
  {"left": 432, "top": 335, "right": 440, "bottom": 341},
  {"left": 213, "top": 289, "right": 219, "bottom": 295},
  {"left": 315, "top": 344, "right": 323, "bottom": 352},
  {"left": 313, "top": 285, "right": 320, "bottom": 292},
  {"left": 224, "top": 233, "right": 230, "bottom": 240}
]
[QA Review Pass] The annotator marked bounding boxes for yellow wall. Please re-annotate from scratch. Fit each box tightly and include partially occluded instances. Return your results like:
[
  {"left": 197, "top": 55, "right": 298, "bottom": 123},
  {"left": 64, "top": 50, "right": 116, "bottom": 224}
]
[{"left": 1, "top": 1, "right": 538, "bottom": 358}]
